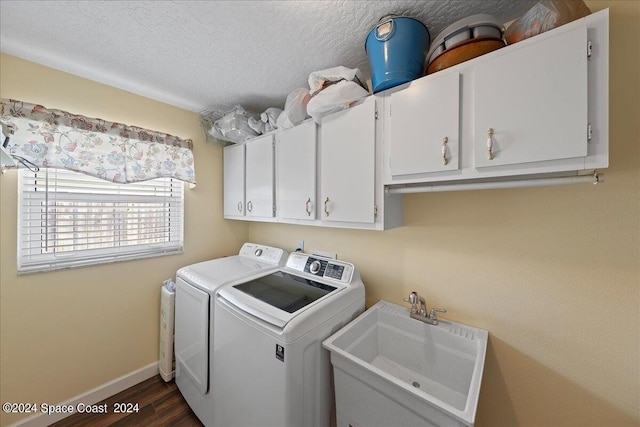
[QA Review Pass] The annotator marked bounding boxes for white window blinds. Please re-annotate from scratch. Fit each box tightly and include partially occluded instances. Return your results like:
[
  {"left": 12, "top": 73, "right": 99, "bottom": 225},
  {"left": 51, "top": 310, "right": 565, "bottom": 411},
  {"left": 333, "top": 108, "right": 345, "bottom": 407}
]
[{"left": 18, "top": 168, "right": 184, "bottom": 273}]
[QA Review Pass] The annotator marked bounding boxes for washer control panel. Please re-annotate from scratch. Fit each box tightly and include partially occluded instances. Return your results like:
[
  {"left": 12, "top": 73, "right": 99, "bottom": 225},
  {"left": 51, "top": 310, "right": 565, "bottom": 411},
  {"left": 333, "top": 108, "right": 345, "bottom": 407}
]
[
  {"left": 305, "top": 258, "right": 328, "bottom": 276},
  {"left": 286, "top": 252, "right": 354, "bottom": 284}
]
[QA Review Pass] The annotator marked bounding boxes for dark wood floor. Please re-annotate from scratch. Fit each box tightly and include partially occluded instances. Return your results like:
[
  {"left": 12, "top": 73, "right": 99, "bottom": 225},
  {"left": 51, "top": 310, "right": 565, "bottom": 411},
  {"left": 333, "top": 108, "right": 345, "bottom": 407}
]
[{"left": 50, "top": 375, "right": 204, "bottom": 427}]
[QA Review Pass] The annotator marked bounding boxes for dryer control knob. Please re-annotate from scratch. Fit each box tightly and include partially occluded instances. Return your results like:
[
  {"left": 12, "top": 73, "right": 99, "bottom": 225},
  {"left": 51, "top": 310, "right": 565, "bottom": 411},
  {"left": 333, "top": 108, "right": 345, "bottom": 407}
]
[
  {"left": 255, "top": 248, "right": 263, "bottom": 257},
  {"left": 309, "top": 260, "right": 321, "bottom": 274}
]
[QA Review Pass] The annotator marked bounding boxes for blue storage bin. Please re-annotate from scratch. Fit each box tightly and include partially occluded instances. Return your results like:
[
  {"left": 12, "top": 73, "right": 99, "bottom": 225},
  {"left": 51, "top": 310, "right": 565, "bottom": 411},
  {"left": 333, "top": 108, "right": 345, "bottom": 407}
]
[{"left": 366, "top": 16, "right": 430, "bottom": 93}]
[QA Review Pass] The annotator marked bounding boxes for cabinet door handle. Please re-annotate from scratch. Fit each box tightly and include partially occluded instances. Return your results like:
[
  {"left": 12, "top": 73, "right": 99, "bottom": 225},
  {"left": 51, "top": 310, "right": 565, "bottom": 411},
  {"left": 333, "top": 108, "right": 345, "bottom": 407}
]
[
  {"left": 442, "top": 136, "right": 449, "bottom": 165},
  {"left": 323, "top": 197, "right": 330, "bottom": 217},
  {"left": 237, "top": 201, "right": 242, "bottom": 212},
  {"left": 487, "top": 128, "right": 494, "bottom": 160},
  {"left": 247, "top": 200, "right": 253, "bottom": 212},
  {"left": 305, "top": 198, "right": 312, "bottom": 216}
]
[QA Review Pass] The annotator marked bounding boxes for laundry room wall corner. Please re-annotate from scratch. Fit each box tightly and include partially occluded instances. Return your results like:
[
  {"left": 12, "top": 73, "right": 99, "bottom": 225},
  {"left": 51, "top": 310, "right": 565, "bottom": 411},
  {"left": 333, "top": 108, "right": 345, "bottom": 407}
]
[
  {"left": 0, "top": 53, "right": 249, "bottom": 426},
  {"left": 247, "top": 3, "right": 640, "bottom": 425}
]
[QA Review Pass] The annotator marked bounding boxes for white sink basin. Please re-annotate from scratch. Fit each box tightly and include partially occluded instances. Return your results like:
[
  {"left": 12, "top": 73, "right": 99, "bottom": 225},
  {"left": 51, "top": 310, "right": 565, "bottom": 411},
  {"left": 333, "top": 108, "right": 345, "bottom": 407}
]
[{"left": 323, "top": 300, "right": 488, "bottom": 427}]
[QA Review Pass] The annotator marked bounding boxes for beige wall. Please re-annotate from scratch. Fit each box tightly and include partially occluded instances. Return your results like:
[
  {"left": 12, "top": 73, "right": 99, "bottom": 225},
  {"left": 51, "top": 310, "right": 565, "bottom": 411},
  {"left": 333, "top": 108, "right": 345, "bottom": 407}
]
[
  {"left": 249, "top": 1, "right": 640, "bottom": 426},
  {"left": 0, "top": 55, "right": 248, "bottom": 425},
  {"left": 0, "top": 1, "right": 638, "bottom": 426}
]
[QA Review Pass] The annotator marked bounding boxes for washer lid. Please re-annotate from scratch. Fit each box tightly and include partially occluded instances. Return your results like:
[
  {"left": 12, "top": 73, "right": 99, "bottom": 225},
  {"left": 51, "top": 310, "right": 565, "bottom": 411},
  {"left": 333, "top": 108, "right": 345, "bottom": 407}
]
[{"left": 218, "top": 271, "right": 343, "bottom": 329}]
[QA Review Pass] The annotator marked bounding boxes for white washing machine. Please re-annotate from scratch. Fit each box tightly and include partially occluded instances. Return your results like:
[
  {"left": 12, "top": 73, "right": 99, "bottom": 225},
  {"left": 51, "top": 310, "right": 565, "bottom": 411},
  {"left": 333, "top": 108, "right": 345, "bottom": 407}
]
[
  {"left": 211, "top": 251, "right": 365, "bottom": 427},
  {"left": 174, "top": 243, "right": 288, "bottom": 425}
]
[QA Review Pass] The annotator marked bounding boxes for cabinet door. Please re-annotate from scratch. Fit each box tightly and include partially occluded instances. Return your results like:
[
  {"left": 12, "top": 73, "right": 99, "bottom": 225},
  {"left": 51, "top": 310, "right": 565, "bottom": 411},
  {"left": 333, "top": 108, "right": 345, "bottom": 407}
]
[
  {"left": 320, "top": 99, "right": 375, "bottom": 224},
  {"left": 475, "top": 25, "right": 588, "bottom": 167},
  {"left": 223, "top": 143, "right": 245, "bottom": 218},
  {"left": 278, "top": 121, "right": 316, "bottom": 220},
  {"left": 389, "top": 72, "right": 460, "bottom": 176},
  {"left": 245, "top": 134, "right": 275, "bottom": 218}
]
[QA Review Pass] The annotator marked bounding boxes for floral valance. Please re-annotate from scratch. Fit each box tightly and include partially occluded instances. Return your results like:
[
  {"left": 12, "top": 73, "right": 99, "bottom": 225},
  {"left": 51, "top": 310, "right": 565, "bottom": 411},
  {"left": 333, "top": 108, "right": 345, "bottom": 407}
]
[{"left": 1, "top": 98, "right": 195, "bottom": 184}]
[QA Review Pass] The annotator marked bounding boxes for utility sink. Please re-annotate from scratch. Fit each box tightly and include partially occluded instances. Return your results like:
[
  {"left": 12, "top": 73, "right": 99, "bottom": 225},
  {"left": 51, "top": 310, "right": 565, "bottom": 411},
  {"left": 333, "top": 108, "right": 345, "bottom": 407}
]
[{"left": 323, "top": 300, "right": 488, "bottom": 427}]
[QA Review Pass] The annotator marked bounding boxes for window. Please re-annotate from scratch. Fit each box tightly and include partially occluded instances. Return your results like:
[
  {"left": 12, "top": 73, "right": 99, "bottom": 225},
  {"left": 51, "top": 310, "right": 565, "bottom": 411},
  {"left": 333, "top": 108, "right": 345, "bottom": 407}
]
[{"left": 18, "top": 168, "right": 184, "bottom": 273}]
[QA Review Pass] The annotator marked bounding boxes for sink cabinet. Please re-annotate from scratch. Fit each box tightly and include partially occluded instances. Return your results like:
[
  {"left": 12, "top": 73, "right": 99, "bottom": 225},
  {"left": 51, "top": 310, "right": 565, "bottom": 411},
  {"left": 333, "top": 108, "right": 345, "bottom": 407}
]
[{"left": 323, "top": 300, "right": 488, "bottom": 427}]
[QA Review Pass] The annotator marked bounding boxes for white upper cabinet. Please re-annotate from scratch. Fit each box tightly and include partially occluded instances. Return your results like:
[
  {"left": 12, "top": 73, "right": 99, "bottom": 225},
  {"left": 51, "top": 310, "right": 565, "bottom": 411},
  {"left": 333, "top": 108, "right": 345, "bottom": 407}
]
[
  {"left": 245, "top": 134, "right": 275, "bottom": 218},
  {"left": 277, "top": 120, "right": 316, "bottom": 221},
  {"left": 389, "top": 72, "right": 460, "bottom": 176},
  {"left": 223, "top": 143, "right": 245, "bottom": 218},
  {"left": 474, "top": 25, "right": 588, "bottom": 168},
  {"left": 223, "top": 133, "right": 275, "bottom": 220},
  {"left": 222, "top": 97, "right": 401, "bottom": 230},
  {"left": 222, "top": 10, "right": 607, "bottom": 228},
  {"left": 319, "top": 98, "right": 376, "bottom": 224},
  {"left": 384, "top": 9, "right": 607, "bottom": 187}
]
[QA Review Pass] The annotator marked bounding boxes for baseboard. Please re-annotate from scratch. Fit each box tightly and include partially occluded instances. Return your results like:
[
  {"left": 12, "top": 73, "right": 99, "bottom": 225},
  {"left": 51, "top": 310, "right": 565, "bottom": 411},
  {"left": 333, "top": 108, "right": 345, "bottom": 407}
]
[{"left": 9, "top": 361, "right": 159, "bottom": 427}]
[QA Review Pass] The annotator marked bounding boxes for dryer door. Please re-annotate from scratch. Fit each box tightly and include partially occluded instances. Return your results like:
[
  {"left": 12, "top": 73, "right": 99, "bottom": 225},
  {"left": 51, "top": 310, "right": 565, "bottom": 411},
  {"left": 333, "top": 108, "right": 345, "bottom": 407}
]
[{"left": 175, "top": 278, "right": 209, "bottom": 394}]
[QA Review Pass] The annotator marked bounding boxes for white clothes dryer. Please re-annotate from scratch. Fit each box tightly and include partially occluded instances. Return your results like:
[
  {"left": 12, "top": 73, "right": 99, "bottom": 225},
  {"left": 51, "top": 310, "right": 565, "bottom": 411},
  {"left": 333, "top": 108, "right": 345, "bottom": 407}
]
[
  {"left": 211, "top": 251, "right": 365, "bottom": 427},
  {"left": 174, "top": 243, "right": 287, "bottom": 425}
]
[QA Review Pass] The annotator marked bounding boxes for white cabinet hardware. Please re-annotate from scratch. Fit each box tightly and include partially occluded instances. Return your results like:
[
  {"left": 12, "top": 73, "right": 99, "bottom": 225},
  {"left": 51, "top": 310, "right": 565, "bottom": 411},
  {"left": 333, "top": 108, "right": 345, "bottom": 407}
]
[
  {"left": 486, "top": 128, "right": 494, "bottom": 161},
  {"left": 442, "top": 137, "right": 449, "bottom": 165}
]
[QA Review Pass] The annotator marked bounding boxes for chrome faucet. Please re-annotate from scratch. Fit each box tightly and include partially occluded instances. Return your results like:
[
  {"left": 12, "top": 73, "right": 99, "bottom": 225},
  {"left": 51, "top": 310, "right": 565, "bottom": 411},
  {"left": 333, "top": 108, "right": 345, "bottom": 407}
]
[{"left": 403, "top": 291, "right": 447, "bottom": 325}]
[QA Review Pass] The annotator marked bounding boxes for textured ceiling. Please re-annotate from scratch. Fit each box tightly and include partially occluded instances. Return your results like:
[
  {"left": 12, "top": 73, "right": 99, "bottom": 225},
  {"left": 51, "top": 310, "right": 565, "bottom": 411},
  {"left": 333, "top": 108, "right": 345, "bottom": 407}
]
[{"left": 0, "top": 0, "right": 537, "bottom": 114}]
